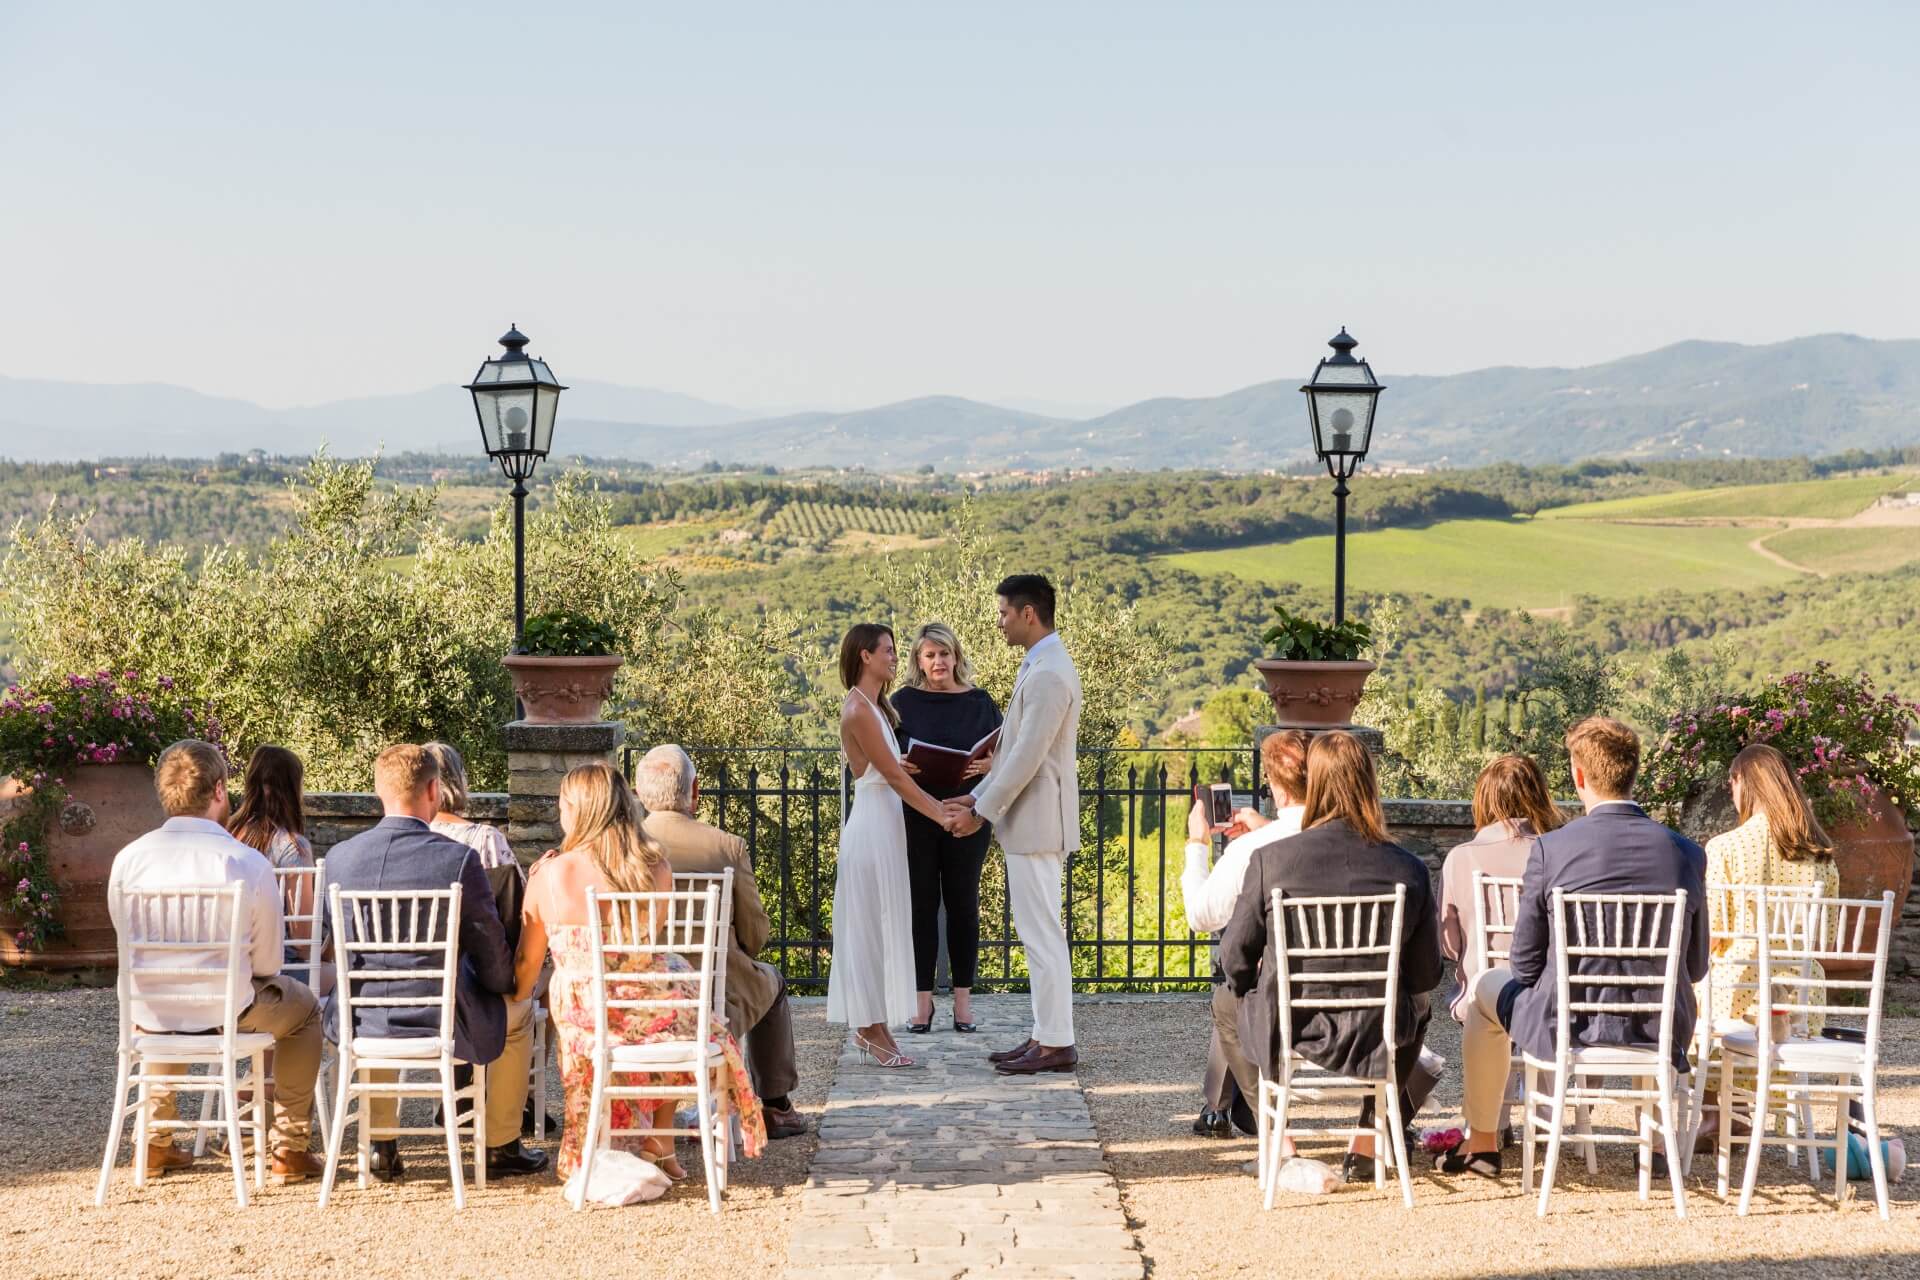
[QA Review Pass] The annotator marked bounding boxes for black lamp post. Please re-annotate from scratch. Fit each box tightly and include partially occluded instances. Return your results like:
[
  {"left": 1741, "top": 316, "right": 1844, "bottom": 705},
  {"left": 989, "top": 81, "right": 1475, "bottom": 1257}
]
[
  {"left": 466, "top": 325, "right": 567, "bottom": 652},
  {"left": 1300, "top": 327, "right": 1385, "bottom": 626}
]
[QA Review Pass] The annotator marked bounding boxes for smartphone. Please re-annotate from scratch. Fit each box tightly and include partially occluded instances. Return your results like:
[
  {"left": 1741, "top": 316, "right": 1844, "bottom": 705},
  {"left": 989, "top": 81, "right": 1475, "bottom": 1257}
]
[{"left": 1207, "top": 783, "right": 1234, "bottom": 826}]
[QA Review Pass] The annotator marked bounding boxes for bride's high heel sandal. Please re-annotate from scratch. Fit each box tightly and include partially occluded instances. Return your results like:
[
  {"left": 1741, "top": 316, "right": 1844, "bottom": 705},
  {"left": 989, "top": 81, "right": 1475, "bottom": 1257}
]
[{"left": 854, "top": 1034, "right": 916, "bottom": 1068}]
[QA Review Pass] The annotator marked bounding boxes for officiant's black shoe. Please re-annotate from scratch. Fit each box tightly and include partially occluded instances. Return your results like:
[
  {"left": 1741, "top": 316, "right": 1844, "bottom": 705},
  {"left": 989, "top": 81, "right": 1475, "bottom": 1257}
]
[
  {"left": 953, "top": 1015, "right": 977, "bottom": 1033},
  {"left": 368, "top": 1140, "right": 404, "bottom": 1183},
  {"left": 908, "top": 1019, "right": 933, "bottom": 1034},
  {"left": 486, "top": 1139, "right": 550, "bottom": 1178},
  {"left": 1193, "top": 1110, "right": 1232, "bottom": 1138}
]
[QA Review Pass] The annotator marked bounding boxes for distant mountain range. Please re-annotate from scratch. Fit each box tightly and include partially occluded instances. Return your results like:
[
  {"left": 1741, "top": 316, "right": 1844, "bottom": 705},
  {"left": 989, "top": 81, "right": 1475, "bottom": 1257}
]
[{"left": 4, "top": 334, "right": 1917, "bottom": 470}]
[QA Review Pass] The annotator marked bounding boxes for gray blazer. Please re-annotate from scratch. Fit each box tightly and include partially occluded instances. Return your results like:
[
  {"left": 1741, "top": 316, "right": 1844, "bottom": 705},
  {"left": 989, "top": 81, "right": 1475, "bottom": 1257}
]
[
  {"left": 320, "top": 816, "right": 514, "bottom": 1064},
  {"left": 1506, "top": 803, "right": 1710, "bottom": 1071}
]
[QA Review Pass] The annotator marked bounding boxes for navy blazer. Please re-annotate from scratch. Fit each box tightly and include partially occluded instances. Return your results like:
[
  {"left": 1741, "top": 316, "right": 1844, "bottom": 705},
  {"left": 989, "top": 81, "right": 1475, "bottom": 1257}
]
[
  {"left": 1507, "top": 803, "right": 1710, "bottom": 1071},
  {"left": 320, "top": 816, "right": 515, "bottom": 1064},
  {"left": 1221, "top": 819, "right": 1444, "bottom": 1081}
]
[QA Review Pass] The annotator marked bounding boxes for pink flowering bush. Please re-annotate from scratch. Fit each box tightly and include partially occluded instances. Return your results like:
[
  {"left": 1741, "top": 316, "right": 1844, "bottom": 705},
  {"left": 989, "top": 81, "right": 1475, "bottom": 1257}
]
[
  {"left": 0, "top": 670, "right": 219, "bottom": 949},
  {"left": 1644, "top": 663, "right": 1920, "bottom": 830}
]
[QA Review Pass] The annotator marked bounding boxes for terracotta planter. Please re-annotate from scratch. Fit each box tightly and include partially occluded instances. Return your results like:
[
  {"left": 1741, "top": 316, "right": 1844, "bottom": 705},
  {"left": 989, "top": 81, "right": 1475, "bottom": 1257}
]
[
  {"left": 0, "top": 763, "right": 166, "bottom": 971},
  {"left": 1251, "top": 659, "right": 1377, "bottom": 727},
  {"left": 1680, "top": 779, "right": 1915, "bottom": 976},
  {"left": 503, "top": 654, "right": 625, "bottom": 725}
]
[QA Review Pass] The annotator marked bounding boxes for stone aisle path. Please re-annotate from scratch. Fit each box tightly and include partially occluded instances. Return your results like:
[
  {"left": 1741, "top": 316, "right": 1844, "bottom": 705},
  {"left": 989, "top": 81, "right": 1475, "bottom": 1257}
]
[{"left": 783, "top": 996, "right": 1145, "bottom": 1280}]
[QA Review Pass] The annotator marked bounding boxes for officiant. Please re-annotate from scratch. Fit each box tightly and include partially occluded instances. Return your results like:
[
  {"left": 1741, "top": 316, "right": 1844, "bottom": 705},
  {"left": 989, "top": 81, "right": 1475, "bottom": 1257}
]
[{"left": 893, "top": 621, "right": 1004, "bottom": 1035}]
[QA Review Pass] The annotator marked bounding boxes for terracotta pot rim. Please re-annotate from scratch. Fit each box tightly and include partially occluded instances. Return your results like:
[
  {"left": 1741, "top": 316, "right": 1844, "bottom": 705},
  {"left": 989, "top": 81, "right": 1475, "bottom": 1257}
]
[
  {"left": 1251, "top": 658, "right": 1377, "bottom": 672},
  {"left": 501, "top": 654, "right": 626, "bottom": 667}
]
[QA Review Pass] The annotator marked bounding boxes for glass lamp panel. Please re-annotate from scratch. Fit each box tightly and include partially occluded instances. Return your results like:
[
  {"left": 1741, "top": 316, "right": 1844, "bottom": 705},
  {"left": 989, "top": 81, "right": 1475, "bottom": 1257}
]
[
  {"left": 532, "top": 384, "right": 561, "bottom": 453},
  {"left": 1310, "top": 389, "right": 1376, "bottom": 455},
  {"left": 528, "top": 359, "right": 559, "bottom": 386},
  {"left": 1312, "top": 362, "right": 1373, "bottom": 387},
  {"left": 475, "top": 389, "right": 538, "bottom": 454}
]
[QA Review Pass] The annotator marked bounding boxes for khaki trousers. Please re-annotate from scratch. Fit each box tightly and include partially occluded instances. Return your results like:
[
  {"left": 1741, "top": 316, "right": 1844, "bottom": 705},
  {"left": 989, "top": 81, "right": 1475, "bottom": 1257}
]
[
  {"left": 364, "top": 997, "right": 534, "bottom": 1150},
  {"left": 1203, "top": 979, "right": 1260, "bottom": 1110},
  {"left": 1461, "top": 967, "right": 1516, "bottom": 1133},
  {"left": 147, "top": 974, "right": 323, "bottom": 1153}
]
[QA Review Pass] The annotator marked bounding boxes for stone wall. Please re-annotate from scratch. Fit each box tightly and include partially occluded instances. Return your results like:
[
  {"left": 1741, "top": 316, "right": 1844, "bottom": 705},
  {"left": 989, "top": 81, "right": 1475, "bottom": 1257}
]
[{"left": 304, "top": 791, "right": 509, "bottom": 859}]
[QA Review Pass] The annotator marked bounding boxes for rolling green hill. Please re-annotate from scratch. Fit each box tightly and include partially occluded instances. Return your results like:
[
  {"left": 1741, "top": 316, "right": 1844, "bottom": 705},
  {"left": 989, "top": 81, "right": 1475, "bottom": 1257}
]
[
  {"left": 1765, "top": 526, "right": 1920, "bottom": 576},
  {"left": 1537, "top": 472, "right": 1910, "bottom": 521},
  {"left": 1160, "top": 518, "right": 1802, "bottom": 611}
]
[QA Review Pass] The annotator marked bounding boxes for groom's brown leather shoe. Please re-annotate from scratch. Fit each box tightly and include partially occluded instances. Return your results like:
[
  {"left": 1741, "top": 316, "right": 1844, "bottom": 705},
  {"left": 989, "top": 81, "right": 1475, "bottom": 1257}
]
[
  {"left": 996, "top": 1044, "right": 1078, "bottom": 1075},
  {"left": 989, "top": 1038, "right": 1037, "bottom": 1064}
]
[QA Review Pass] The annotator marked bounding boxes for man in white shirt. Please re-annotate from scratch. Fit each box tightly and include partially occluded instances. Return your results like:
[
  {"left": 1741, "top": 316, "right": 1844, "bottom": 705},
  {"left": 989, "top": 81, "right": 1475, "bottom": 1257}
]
[
  {"left": 1179, "top": 729, "right": 1309, "bottom": 1138},
  {"left": 106, "top": 740, "right": 325, "bottom": 1183}
]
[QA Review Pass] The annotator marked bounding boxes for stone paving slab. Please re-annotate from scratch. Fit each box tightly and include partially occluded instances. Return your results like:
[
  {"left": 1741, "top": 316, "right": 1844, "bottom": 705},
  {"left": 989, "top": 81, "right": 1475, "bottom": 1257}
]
[{"left": 783, "top": 996, "right": 1145, "bottom": 1280}]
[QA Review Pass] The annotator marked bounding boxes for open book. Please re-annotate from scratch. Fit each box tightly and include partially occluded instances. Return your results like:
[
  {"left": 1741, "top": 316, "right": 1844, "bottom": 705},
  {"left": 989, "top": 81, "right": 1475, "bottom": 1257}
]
[{"left": 904, "top": 728, "right": 1001, "bottom": 791}]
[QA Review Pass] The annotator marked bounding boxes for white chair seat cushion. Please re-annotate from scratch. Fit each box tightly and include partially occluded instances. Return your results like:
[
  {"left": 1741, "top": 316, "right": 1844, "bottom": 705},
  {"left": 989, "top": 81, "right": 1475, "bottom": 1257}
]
[
  {"left": 609, "top": 1040, "right": 724, "bottom": 1068},
  {"left": 1524, "top": 1046, "right": 1665, "bottom": 1067},
  {"left": 134, "top": 1032, "right": 276, "bottom": 1056},
  {"left": 351, "top": 1036, "right": 452, "bottom": 1060},
  {"left": 1720, "top": 1028, "right": 1867, "bottom": 1069}
]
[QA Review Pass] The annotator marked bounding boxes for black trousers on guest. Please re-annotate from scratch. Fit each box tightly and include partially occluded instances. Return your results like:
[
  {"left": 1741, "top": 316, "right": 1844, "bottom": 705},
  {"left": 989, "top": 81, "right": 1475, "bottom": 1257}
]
[{"left": 904, "top": 806, "right": 991, "bottom": 991}]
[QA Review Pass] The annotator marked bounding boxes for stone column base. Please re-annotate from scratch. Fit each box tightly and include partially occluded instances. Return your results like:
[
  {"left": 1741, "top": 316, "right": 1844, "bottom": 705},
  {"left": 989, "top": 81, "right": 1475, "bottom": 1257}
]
[{"left": 504, "top": 720, "right": 627, "bottom": 864}]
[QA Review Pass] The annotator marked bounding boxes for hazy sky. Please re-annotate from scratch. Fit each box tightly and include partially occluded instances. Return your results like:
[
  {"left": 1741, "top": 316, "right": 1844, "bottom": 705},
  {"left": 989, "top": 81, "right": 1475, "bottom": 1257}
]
[{"left": 3, "top": 2, "right": 1916, "bottom": 412}]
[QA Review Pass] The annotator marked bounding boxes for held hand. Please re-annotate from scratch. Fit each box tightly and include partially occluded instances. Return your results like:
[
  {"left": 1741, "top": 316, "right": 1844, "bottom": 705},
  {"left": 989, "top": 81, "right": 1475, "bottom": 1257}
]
[
  {"left": 1187, "top": 798, "right": 1223, "bottom": 843},
  {"left": 949, "top": 793, "right": 977, "bottom": 810},
  {"left": 900, "top": 760, "right": 921, "bottom": 775},
  {"left": 953, "top": 810, "right": 984, "bottom": 837},
  {"left": 1225, "top": 807, "right": 1270, "bottom": 840},
  {"left": 962, "top": 752, "right": 994, "bottom": 779}
]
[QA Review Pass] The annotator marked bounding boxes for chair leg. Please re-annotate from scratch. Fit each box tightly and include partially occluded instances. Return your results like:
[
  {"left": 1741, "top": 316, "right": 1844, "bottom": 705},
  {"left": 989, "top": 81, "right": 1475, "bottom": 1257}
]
[
  {"left": 1262, "top": 1081, "right": 1289, "bottom": 1211},
  {"left": 1521, "top": 1063, "right": 1537, "bottom": 1196},
  {"left": 442, "top": 1066, "right": 466, "bottom": 1211},
  {"left": 1635, "top": 1100, "right": 1652, "bottom": 1201},
  {"left": 1537, "top": 1074, "right": 1568, "bottom": 1219},
  {"left": 1737, "top": 1060, "right": 1771, "bottom": 1215},
  {"left": 1801, "top": 1082, "right": 1821, "bottom": 1182},
  {"left": 1254, "top": 1076, "right": 1269, "bottom": 1195},
  {"left": 356, "top": 1070, "right": 371, "bottom": 1191},
  {"left": 1832, "top": 1098, "right": 1848, "bottom": 1209},
  {"left": 698, "top": 1087, "right": 721, "bottom": 1215},
  {"left": 1384, "top": 1082, "right": 1413, "bottom": 1210},
  {"left": 251, "top": 1052, "right": 269, "bottom": 1191},
  {"left": 317, "top": 1060, "right": 354, "bottom": 1208},
  {"left": 131, "top": 1069, "right": 151, "bottom": 1191},
  {"left": 473, "top": 1063, "right": 488, "bottom": 1192},
  {"left": 1860, "top": 1081, "right": 1889, "bottom": 1220},
  {"left": 1716, "top": 1054, "right": 1734, "bottom": 1200},
  {"left": 1658, "top": 1077, "right": 1687, "bottom": 1220},
  {"left": 532, "top": 1016, "right": 548, "bottom": 1143},
  {"left": 222, "top": 1062, "right": 249, "bottom": 1208},
  {"left": 95, "top": 1054, "right": 132, "bottom": 1207},
  {"left": 573, "top": 1060, "right": 606, "bottom": 1211},
  {"left": 1576, "top": 1103, "right": 1598, "bottom": 1174},
  {"left": 196, "top": 1067, "right": 216, "bottom": 1160}
]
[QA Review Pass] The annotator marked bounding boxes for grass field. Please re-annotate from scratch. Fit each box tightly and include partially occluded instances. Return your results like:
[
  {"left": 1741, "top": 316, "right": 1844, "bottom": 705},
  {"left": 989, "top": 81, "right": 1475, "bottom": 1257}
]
[
  {"left": 1537, "top": 472, "right": 1911, "bottom": 521},
  {"left": 1766, "top": 526, "right": 1920, "bottom": 576},
  {"left": 1161, "top": 518, "right": 1802, "bottom": 610},
  {"left": 611, "top": 518, "right": 726, "bottom": 558}
]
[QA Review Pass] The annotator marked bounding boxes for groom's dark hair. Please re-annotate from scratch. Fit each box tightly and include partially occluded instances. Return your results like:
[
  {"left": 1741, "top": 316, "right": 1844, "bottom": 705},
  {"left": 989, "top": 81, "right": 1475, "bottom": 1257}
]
[{"left": 995, "top": 573, "right": 1056, "bottom": 627}]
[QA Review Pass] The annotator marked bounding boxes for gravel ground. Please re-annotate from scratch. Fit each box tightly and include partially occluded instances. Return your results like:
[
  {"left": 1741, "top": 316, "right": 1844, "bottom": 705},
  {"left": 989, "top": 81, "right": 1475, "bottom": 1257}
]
[
  {"left": 0, "top": 984, "right": 840, "bottom": 1280},
  {"left": 1075, "top": 995, "right": 1920, "bottom": 1280}
]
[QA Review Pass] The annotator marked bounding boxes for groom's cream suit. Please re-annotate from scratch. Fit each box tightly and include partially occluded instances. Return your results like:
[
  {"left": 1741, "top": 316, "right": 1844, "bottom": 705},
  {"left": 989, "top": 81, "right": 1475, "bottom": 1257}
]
[{"left": 973, "top": 632, "right": 1081, "bottom": 1046}]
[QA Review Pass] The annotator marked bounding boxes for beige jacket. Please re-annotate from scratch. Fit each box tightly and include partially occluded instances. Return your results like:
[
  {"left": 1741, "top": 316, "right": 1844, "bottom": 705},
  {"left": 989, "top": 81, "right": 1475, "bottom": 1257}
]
[
  {"left": 641, "top": 809, "right": 781, "bottom": 1031},
  {"left": 972, "top": 635, "right": 1082, "bottom": 856}
]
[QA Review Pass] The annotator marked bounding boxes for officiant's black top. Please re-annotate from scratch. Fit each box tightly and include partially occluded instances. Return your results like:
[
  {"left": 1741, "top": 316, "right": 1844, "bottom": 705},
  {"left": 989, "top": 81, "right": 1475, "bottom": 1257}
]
[{"left": 892, "top": 685, "right": 1003, "bottom": 801}]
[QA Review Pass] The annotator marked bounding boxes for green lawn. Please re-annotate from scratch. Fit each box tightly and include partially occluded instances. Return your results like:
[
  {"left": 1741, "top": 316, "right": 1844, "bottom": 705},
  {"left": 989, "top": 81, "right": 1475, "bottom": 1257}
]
[
  {"left": 611, "top": 518, "right": 726, "bottom": 558},
  {"left": 1766, "top": 526, "right": 1920, "bottom": 576},
  {"left": 1537, "top": 473, "right": 1911, "bottom": 521},
  {"left": 1161, "top": 518, "right": 1803, "bottom": 610}
]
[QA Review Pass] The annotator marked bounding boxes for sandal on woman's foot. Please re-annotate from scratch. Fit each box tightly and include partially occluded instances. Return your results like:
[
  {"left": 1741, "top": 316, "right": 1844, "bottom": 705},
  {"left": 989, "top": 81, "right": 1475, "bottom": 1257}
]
[
  {"left": 1432, "top": 1141, "right": 1503, "bottom": 1178},
  {"left": 644, "top": 1145, "right": 688, "bottom": 1181}
]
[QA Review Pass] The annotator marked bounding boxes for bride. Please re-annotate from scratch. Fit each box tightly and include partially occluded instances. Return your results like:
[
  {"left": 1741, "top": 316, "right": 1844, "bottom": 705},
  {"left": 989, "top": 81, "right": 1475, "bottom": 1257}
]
[{"left": 827, "top": 622, "right": 959, "bottom": 1068}]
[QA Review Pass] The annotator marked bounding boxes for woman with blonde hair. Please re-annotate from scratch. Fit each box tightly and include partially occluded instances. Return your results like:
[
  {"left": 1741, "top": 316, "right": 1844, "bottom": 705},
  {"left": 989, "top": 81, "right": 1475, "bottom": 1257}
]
[
  {"left": 1438, "top": 754, "right": 1564, "bottom": 1022},
  {"left": 891, "top": 622, "right": 1003, "bottom": 1033},
  {"left": 423, "top": 741, "right": 519, "bottom": 877},
  {"left": 1219, "top": 731, "right": 1443, "bottom": 1182},
  {"left": 513, "top": 762, "right": 765, "bottom": 1185}
]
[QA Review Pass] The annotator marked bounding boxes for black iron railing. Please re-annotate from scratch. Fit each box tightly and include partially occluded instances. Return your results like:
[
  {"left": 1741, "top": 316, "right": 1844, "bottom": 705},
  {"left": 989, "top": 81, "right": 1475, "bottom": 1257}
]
[{"left": 625, "top": 744, "right": 1257, "bottom": 993}]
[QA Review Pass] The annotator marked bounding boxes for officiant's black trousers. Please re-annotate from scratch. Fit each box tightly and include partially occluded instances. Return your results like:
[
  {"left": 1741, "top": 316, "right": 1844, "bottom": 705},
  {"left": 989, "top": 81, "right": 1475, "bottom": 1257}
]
[{"left": 904, "top": 807, "right": 991, "bottom": 990}]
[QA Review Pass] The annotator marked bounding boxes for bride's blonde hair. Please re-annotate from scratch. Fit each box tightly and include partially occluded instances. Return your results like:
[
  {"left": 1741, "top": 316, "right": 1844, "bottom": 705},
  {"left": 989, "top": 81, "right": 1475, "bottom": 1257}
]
[{"left": 559, "top": 762, "right": 668, "bottom": 893}]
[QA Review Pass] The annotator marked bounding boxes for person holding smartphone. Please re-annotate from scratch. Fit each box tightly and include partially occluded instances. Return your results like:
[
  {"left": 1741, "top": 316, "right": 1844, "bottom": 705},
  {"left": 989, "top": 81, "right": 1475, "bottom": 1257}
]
[
  {"left": 893, "top": 622, "right": 1003, "bottom": 1034},
  {"left": 1179, "top": 729, "right": 1311, "bottom": 1138}
]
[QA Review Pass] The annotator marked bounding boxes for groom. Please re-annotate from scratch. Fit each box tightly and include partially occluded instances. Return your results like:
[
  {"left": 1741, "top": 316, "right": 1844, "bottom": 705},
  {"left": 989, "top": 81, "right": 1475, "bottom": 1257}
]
[{"left": 948, "top": 574, "right": 1083, "bottom": 1075}]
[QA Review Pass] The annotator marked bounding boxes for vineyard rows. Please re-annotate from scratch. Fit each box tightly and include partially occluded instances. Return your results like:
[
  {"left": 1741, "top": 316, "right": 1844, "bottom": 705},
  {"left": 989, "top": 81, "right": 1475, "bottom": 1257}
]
[{"left": 764, "top": 502, "right": 938, "bottom": 540}]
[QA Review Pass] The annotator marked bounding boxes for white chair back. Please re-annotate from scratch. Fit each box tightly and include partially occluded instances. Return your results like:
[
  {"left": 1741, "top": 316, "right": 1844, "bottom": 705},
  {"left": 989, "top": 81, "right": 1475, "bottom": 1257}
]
[
  {"left": 1546, "top": 888, "right": 1689, "bottom": 1068},
  {"left": 673, "top": 869, "right": 735, "bottom": 1022},
  {"left": 327, "top": 884, "right": 463, "bottom": 1050},
  {"left": 1704, "top": 880, "right": 1825, "bottom": 1034},
  {"left": 584, "top": 886, "right": 722, "bottom": 1049},
  {"left": 1272, "top": 885, "right": 1408, "bottom": 1072},
  {"left": 276, "top": 860, "right": 325, "bottom": 991},
  {"left": 1470, "top": 872, "right": 1525, "bottom": 977},
  {"left": 1751, "top": 889, "right": 1894, "bottom": 1063},
  {"left": 115, "top": 884, "right": 252, "bottom": 1041}
]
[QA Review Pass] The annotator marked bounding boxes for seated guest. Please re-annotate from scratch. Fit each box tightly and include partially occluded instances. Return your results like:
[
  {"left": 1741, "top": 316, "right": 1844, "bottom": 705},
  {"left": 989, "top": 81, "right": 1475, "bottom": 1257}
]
[
  {"left": 1438, "top": 754, "right": 1562, "bottom": 1021},
  {"left": 107, "top": 740, "right": 325, "bottom": 1183},
  {"left": 423, "top": 741, "right": 520, "bottom": 878},
  {"left": 1435, "top": 716, "right": 1708, "bottom": 1178},
  {"left": 1221, "top": 731, "right": 1443, "bottom": 1182},
  {"left": 635, "top": 744, "right": 807, "bottom": 1139},
  {"left": 513, "top": 762, "right": 767, "bottom": 1184},
  {"left": 227, "top": 744, "right": 320, "bottom": 978},
  {"left": 322, "top": 744, "right": 547, "bottom": 1181},
  {"left": 1179, "top": 728, "right": 1310, "bottom": 1139}
]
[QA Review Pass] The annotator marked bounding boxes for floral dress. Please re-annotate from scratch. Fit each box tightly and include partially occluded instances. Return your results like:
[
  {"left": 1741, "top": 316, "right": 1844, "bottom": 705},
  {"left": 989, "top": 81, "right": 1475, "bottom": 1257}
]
[
  {"left": 1702, "top": 812, "right": 1840, "bottom": 1033},
  {"left": 547, "top": 923, "right": 767, "bottom": 1181}
]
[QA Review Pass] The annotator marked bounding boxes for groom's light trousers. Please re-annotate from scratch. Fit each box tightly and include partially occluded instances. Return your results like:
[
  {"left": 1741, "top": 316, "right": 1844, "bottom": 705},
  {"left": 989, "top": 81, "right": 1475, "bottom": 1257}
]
[{"left": 1006, "top": 850, "right": 1074, "bottom": 1046}]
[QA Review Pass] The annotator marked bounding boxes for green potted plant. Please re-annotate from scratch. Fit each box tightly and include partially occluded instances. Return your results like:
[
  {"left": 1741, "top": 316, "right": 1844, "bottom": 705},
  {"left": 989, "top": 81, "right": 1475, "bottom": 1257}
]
[
  {"left": 1249, "top": 605, "right": 1376, "bottom": 728},
  {"left": 502, "top": 612, "right": 626, "bottom": 725},
  {"left": 1645, "top": 664, "right": 1919, "bottom": 967}
]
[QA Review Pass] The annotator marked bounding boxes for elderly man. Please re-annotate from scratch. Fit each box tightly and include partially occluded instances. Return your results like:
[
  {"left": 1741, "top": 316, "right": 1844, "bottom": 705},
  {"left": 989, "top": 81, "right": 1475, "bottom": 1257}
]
[{"left": 635, "top": 744, "right": 806, "bottom": 1139}]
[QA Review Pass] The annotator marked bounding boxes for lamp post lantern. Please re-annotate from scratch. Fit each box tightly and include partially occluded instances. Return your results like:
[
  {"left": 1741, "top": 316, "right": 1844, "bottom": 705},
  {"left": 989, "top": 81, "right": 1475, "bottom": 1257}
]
[
  {"left": 466, "top": 324, "right": 566, "bottom": 652},
  {"left": 1301, "top": 326, "right": 1385, "bottom": 626}
]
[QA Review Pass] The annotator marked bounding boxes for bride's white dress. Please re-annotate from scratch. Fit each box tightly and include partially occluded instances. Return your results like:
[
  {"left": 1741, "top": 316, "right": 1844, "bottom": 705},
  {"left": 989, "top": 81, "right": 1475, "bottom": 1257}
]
[{"left": 825, "top": 692, "right": 918, "bottom": 1028}]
